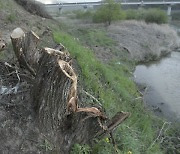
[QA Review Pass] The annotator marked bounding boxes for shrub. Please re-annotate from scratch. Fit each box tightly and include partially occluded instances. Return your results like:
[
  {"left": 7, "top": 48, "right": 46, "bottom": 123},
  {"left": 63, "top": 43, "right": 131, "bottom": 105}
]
[
  {"left": 125, "top": 8, "right": 168, "bottom": 24},
  {"left": 125, "top": 9, "right": 138, "bottom": 20},
  {"left": 144, "top": 8, "right": 168, "bottom": 24},
  {"left": 93, "top": 0, "right": 125, "bottom": 25},
  {"left": 74, "top": 10, "right": 93, "bottom": 19}
]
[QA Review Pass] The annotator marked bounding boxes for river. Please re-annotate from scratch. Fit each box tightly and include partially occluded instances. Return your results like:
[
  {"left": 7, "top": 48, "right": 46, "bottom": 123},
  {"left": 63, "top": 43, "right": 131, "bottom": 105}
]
[{"left": 134, "top": 22, "right": 180, "bottom": 122}]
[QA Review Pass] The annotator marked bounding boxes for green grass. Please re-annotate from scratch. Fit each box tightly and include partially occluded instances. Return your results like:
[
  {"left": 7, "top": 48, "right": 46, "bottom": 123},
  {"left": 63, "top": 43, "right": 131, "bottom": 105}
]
[
  {"left": 0, "top": 0, "right": 17, "bottom": 23},
  {"left": 73, "top": 10, "right": 94, "bottom": 20},
  {"left": 6, "top": 13, "right": 16, "bottom": 23},
  {"left": 53, "top": 31, "right": 163, "bottom": 153},
  {"left": 72, "top": 28, "right": 116, "bottom": 48}
]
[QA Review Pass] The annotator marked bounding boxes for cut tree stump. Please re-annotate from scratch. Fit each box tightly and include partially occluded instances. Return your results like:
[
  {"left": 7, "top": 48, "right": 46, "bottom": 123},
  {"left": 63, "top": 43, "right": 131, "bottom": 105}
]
[
  {"left": 10, "top": 28, "right": 130, "bottom": 153},
  {"left": 11, "top": 27, "right": 40, "bottom": 76}
]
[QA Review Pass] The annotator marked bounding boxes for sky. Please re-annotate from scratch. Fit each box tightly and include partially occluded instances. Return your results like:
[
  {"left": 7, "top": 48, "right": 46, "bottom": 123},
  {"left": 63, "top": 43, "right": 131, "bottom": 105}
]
[{"left": 36, "top": 0, "right": 100, "bottom": 4}]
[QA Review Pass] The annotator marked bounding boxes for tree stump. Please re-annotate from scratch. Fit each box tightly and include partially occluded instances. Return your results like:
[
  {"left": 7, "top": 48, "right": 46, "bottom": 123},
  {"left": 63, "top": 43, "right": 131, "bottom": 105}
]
[
  {"left": 10, "top": 28, "right": 130, "bottom": 153},
  {"left": 11, "top": 27, "right": 40, "bottom": 76}
]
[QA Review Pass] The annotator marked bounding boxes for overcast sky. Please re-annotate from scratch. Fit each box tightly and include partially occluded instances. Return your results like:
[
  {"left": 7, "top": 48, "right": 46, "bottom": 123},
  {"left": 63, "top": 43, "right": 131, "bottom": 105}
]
[{"left": 36, "top": 0, "right": 100, "bottom": 4}]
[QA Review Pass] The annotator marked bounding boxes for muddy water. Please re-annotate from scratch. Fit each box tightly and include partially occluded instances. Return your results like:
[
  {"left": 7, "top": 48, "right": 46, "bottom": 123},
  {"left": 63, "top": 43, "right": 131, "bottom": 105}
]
[{"left": 134, "top": 52, "right": 180, "bottom": 121}]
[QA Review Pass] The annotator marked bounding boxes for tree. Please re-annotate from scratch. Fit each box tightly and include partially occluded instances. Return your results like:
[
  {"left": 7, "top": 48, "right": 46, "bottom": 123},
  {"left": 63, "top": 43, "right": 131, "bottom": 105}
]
[{"left": 93, "top": 0, "right": 125, "bottom": 25}]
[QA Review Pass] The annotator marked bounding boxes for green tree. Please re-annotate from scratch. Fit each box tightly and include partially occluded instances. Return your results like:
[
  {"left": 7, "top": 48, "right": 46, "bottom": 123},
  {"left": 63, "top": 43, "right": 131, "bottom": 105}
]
[{"left": 93, "top": 0, "right": 125, "bottom": 25}]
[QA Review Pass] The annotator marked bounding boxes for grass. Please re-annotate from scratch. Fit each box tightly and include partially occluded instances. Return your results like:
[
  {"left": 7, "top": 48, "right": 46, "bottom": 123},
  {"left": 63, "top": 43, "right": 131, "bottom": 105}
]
[
  {"left": 6, "top": 13, "right": 16, "bottom": 23},
  {"left": 71, "top": 28, "right": 116, "bottom": 48},
  {"left": 73, "top": 10, "right": 94, "bottom": 20},
  {"left": 53, "top": 30, "right": 163, "bottom": 153},
  {"left": 0, "top": 0, "right": 17, "bottom": 23}
]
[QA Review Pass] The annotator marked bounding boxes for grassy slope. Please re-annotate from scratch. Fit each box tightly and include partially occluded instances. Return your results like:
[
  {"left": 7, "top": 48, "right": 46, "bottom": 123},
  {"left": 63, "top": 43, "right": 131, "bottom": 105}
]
[{"left": 53, "top": 30, "right": 163, "bottom": 153}]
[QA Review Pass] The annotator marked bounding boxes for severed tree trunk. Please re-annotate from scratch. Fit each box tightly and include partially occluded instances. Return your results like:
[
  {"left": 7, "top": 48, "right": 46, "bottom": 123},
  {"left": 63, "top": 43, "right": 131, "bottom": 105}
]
[
  {"left": 11, "top": 27, "right": 40, "bottom": 76},
  {"left": 10, "top": 28, "right": 130, "bottom": 153}
]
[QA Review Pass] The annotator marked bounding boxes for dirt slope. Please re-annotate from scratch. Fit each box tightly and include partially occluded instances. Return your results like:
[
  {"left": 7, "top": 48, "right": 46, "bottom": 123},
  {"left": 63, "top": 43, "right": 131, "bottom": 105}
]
[{"left": 0, "top": 0, "right": 58, "bottom": 153}]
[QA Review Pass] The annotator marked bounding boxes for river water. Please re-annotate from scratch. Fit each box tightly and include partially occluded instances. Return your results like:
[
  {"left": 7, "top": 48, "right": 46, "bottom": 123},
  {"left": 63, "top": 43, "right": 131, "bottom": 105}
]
[
  {"left": 134, "top": 52, "right": 180, "bottom": 121},
  {"left": 134, "top": 22, "right": 180, "bottom": 122}
]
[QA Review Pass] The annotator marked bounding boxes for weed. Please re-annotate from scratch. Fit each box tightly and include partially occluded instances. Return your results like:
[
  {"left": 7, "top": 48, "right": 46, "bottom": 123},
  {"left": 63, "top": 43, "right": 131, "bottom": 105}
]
[
  {"left": 40, "top": 139, "right": 53, "bottom": 152},
  {"left": 72, "top": 28, "right": 116, "bottom": 48},
  {"left": 71, "top": 144, "right": 91, "bottom": 154}
]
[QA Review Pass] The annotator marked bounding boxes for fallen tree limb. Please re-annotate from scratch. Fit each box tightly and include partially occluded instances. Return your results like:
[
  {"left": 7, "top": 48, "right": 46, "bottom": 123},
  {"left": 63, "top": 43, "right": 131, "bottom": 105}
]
[{"left": 95, "top": 111, "right": 131, "bottom": 138}]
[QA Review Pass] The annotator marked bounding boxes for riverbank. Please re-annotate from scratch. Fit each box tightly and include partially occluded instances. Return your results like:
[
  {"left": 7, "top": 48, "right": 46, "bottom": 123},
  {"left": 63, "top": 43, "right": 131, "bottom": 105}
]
[
  {"left": 0, "top": 0, "right": 179, "bottom": 153},
  {"left": 134, "top": 51, "right": 180, "bottom": 122}
]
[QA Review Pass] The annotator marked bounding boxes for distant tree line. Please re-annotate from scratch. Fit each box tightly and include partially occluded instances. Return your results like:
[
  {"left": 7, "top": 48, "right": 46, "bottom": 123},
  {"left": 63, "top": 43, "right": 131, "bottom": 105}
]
[{"left": 74, "top": 0, "right": 168, "bottom": 25}]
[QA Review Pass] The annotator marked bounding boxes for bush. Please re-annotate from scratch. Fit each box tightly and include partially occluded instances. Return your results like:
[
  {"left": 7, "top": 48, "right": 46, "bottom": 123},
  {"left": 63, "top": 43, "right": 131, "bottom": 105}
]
[
  {"left": 93, "top": 0, "right": 125, "bottom": 25},
  {"left": 125, "top": 9, "right": 138, "bottom": 20},
  {"left": 74, "top": 10, "right": 93, "bottom": 19},
  {"left": 144, "top": 9, "right": 168, "bottom": 24},
  {"left": 125, "top": 8, "right": 168, "bottom": 24}
]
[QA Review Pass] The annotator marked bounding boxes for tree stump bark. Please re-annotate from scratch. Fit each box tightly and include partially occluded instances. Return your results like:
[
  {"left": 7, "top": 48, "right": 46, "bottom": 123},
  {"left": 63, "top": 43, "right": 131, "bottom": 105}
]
[{"left": 10, "top": 28, "right": 130, "bottom": 153}]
